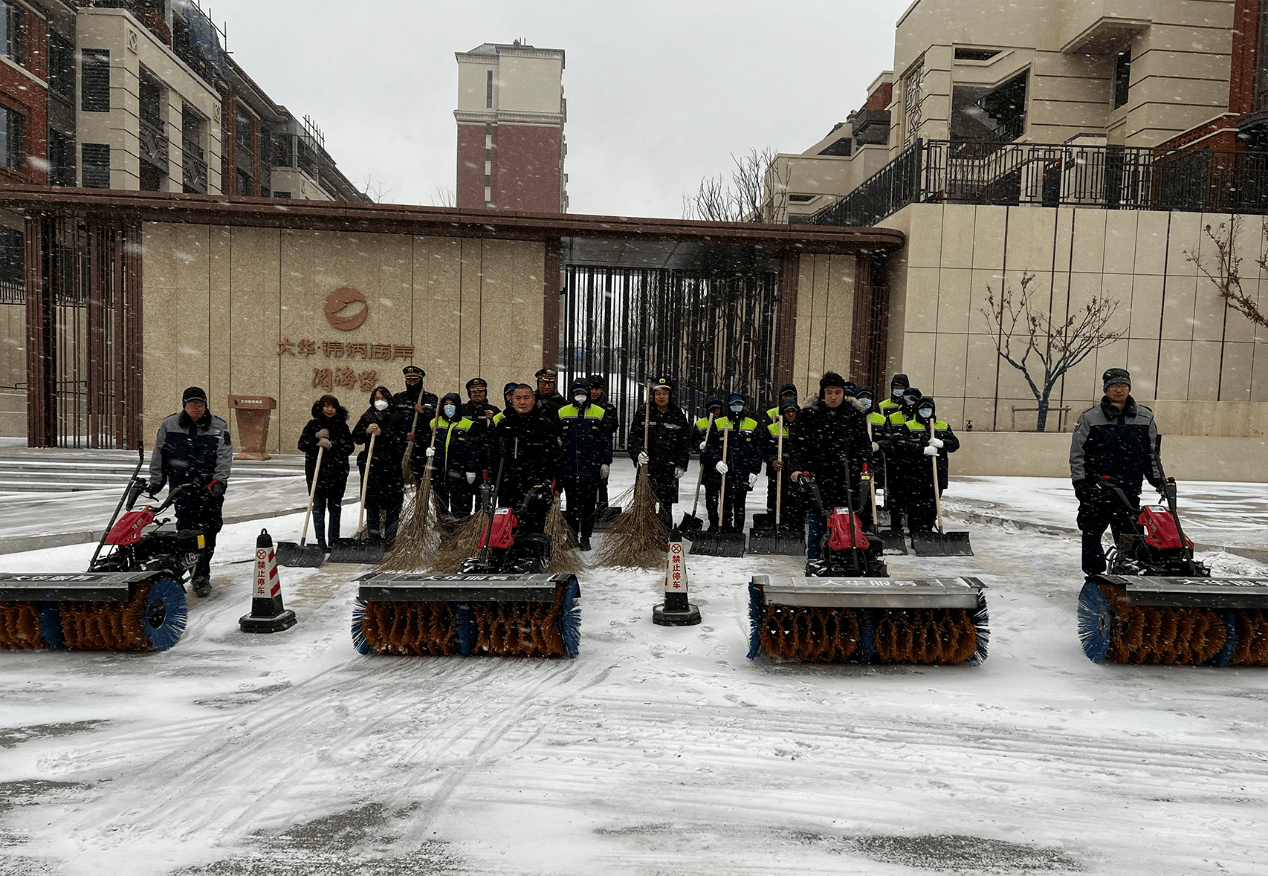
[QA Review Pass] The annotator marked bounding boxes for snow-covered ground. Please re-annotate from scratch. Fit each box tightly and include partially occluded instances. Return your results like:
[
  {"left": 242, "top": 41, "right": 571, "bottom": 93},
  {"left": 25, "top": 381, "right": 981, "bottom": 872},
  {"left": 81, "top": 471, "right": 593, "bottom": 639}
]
[{"left": 1, "top": 463, "right": 1266, "bottom": 875}]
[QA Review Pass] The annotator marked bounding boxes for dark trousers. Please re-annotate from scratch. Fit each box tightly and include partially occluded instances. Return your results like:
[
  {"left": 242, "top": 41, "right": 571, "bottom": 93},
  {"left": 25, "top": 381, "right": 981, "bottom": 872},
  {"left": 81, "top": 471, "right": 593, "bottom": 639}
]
[
  {"left": 310, "top": 489, "right": 343, "bottom": 547},
  {"left": 720, "top": 482, "right": 749, "bottom": 532},
  {"left": 175, "top": 491, "right": 222, "bottom": 580},
  {"left": 366, "top": 484, "right": 403, "bottom": 543},
  {"left": 1077, "top": 492, "right": 1139, "bottom": 575},
  {"left": 434, "top": 473, "right": 474, "bottom": 518},
  {"left": 650, "top": 477, "right": 676, "bottom": 532},
  {"left": 563, "top": 477, "right": 600, "bottom": 539},
  {"left": 702, "top": 479, "right": 720, "bottom": 529}
]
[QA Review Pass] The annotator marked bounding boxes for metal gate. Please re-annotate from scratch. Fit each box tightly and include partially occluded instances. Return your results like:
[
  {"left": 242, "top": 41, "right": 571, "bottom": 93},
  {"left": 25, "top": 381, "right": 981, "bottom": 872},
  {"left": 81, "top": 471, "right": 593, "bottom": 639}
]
[
  {"left": 560, "top": 247, "right": 784, "bottom": 448},
  {"left": 25, "top": 215, "right": 144, "bottom": 448}
]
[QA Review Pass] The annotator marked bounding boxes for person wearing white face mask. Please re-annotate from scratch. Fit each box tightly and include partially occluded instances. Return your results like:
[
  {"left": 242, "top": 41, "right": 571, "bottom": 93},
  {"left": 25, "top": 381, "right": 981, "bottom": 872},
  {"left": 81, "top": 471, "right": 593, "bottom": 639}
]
[
  {"left": 700, "top": 393, "right": 764, "bottom": 534},
  {"left": 892, "top": 395, "right": 960, "bottom": 533},
  {"left": 557, "top": 378, "right": 613, "bottom": 551},
  {"left": 352, "top": 385, "right": 408, "bottom": 544},
  {"left": 424, "top": 392, "right": 480, "bottom": 519}
]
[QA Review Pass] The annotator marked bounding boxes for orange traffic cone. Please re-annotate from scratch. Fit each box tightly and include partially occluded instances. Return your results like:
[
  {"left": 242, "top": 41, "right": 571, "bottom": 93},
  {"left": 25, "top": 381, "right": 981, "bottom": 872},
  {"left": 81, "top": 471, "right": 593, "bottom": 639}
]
[
  {"left": 653, "top": 528, "right": 701, "bottom": 626},
  {"left": 240, "top": 529, "right": 297, "bottom": 633}
]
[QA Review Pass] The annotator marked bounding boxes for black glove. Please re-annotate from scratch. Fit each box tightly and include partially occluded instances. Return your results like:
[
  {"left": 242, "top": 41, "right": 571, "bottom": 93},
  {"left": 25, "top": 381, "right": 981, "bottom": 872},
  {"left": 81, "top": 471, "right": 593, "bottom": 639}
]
[
  {"left": 144, "top": 480, "right": 160, "bottom": 497},
  {"left": 207, "top": 480, "right": 226, "bottom": 498},
  {"left": 1073, "top": 478, "right": 1103, "bottom": 504}
]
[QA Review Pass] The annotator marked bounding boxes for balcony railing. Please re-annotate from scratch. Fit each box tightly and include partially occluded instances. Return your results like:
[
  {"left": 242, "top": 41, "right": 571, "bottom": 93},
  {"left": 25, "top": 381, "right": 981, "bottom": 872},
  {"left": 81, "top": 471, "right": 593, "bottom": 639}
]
[
  {"left": 812, "top": 139, "right": 1268, "bottom": 226},
  {"left": 138, "top": 118, "right": 169, "bottom": 170}
]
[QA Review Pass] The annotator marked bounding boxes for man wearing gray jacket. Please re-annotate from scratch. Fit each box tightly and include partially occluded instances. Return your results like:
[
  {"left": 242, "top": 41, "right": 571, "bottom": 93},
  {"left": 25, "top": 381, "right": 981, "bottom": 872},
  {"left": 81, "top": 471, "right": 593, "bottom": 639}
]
[
  {"left": 1069, "top": 368, "right": 1165, "bottom": 577},
  {"left": 147, "top": 386, "right": 233, "bottom": 596}
]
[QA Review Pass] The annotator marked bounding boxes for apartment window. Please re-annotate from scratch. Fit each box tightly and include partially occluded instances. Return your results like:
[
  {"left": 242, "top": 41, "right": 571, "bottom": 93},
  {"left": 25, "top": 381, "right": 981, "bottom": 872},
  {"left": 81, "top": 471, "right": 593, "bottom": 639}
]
[
  {"left": 47, "top": 30, "right": 76, "bottom": 105},
  {"left": 82, "top": 143, "right": 110, "bottom": 188},
  {"left": 0, "top": 1, "right": 23, "bottom": 67},
  {"left": 954, "top": 48, "right": 1000, "bottom": 62},
  {"left": 82, "top": 50, "right": 111, "bottom": 113},
  {"left": 274, "top": 191, "right": 291, "bottom": 199},
  {"left": 0, "top": 105, "right": 21, "bottom": 170},
  {"left": 1113, "top": 51, "right": 1131, "bottom": 110},
  {"left": 486, "top": 70, "right": 493, "bottom": 108},
  {"left": 236, "top": 168, "right": 251, "bottom": 196},
  {"left": 48, "top": 129, "right": 75, "bottom": 186}
]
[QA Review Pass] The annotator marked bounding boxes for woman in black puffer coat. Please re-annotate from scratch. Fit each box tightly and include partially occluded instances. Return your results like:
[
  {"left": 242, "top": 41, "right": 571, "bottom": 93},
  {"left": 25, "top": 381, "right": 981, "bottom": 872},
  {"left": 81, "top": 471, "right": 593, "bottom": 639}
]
[
  {"left": 351, "top": 385, "right": 409, "bottom": 544},
  {"left": 297, "top": 394, "right": 355, "bottom": 549}
]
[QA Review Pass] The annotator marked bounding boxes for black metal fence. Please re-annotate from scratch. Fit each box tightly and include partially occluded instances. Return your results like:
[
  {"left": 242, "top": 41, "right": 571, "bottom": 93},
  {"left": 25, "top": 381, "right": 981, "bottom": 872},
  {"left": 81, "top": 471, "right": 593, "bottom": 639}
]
[
  {"left": 560, "top": 262, "right": 783, "bottom": 450},
  {"left": 813, "top": 139, "right": 1268, "bottom": 227}
]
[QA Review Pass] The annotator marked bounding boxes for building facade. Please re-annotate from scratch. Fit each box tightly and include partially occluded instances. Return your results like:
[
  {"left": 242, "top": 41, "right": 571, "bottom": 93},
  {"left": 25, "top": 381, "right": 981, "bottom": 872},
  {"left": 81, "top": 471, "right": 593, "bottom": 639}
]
[{"left": 454, "top": 41, "right": 567, "bottom": 213}]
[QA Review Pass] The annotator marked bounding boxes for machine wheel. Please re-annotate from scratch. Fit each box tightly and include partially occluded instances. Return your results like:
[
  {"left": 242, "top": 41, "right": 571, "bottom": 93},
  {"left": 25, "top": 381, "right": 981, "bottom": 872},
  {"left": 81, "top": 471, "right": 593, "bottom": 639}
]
[{"left": 141, "top": 575, "right": 188, "bottom": 651}]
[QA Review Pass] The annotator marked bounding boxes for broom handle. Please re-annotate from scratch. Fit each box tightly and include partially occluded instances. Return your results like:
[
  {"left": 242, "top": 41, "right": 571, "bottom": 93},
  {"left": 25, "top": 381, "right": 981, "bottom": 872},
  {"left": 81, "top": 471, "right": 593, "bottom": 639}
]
[
  {"left": 640, "top": 379, "right": 652, "bottom": 471},
  {"left": 718, "top": 426, "right": 730, "bottom": 514},
  {"left": 299, "top": 444, "right": 324, "bottom": 545},
  {"left": 689, "top": 412, "right": 714, "bottom": 516},
  {"left": 414, "top": 414, "right": 443, "bottom": 516},
  {"left": 356, "top": 431, "right": 376, "bottom": 536},
  {"left": 929, "top": 427, "right": 946, "bottom": 535},
  {"left": 401, "top": 407, "right": 422, "bottom": 482},
  {"left": 866, "top": 418, "right": 878, "bottom": 524},
  {"left": 774, "top": 425, "right": 783, "bottom": 526}
]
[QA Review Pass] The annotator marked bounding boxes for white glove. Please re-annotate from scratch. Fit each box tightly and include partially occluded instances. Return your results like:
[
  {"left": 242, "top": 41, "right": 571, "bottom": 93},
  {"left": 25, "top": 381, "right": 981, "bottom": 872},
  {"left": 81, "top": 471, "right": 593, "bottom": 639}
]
[
  {"left": 317, "top": 437, "right": 332, "bottom": 449},
  {"left": 699, "top": 440, "right": 708, "bottom": 452},
  {"left": 315, "top": 428, "right": 329, "bottom": 439},
  {"left": 929, "top": 437, "right": 945, "bottom": 449},
  {"left": 425, "top": 446, "right": 436, "bottom": 457},
  {"left": 715, "top": 461, "right": 728, "bottom": 475},
  {"left": 637, "top": 451, "right": 649, "bottom": 466},
  {"left": 747, "top": 472, "right": 758, "bottom": 488},
  {"left": 466, "top": 472, "right": 476, "bottom": 484},
  {"left": 871, "top": 441, "right": 880, "bottom": 452},
  {"left": 674, "top": 467, "right": 685, "bottom": 480},
  {"left": 923, "top": 445, "right": 939, "bottom": 457},
  {"left": 600, "top": 464, "right": 610, "bottom": 479}
]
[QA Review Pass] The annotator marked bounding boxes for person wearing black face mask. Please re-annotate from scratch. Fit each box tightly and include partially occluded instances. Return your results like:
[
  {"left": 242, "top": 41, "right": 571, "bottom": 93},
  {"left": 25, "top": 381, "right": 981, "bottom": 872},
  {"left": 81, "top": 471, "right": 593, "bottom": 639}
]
[{"left": 893, "top": 396, "right": 960, "bottom": 533}]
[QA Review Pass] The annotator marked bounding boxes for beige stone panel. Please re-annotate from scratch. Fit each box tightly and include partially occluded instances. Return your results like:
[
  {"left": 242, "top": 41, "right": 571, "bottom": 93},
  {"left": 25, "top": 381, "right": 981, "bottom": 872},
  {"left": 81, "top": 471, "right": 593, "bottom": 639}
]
[
  {"left": 965, "top": 333, "right": 1002, "bottom": 400},
  {"left": 1069, "top": 209, "right": 1106, "bottom": 274},
  {"left": 1096, "top": 271, "right": 1135, "bottom": 340},
  {"left": 901, "top": 331, "right": 937, "bottom": 391},
  {"left": 1062, "top": 271, "right": 1106, "bottom": 331},
  {"left": 936, "top": 268, "right": 973, "bottom": 334},
  {"left": 793, "top": 256, "right": 815, "bottom": 391},
  {"left": 1191, "top": 281, "right": 1232, "bottom": 342},
  {"left": 1187, "top": 340, "right": 1223, "bottom": 399},
  {"left": 1252, "top": 345, "right": 1268, "bottom": 402},
  {"left": 806, "top": 316, "right": 830, "bottom": 383},
  {"left": 1004, "top": 206, "right": 1057, "bottom": 272},
  {"left": 1133, "top": 211, "right": 1169, "bottom": 275},
  {"left": 1160, "top": 273, "right": 1198, "bottom": 340},
  {"left": 972, "top": 208, "right": 1006, "bottom": 271},
  {"left": 936, "top": 396, "right": 966, "bottom": 430},
  {"left": 827, "top": 254, "right": 855, "bottom": 334},
  {"left": 1124, "top": 338, "right": 1160, "bottom": 399},
  {"left": 1101, "top": 211, "right": 1139, "bottom": 277},
  {"left": 159, "top": 224, "right": 213, "bottom": 292},
  {"left": 1218, "top": 342, "right": 1255, "bottom": 403},
  {"left": 961, "top": 396, "right": 999, "bottom": 433},
  {"left": 809, "top": 254, "right": 831, "bottom": 319},
  {"left": 1127, "top": 274, "right": 1164, "bottom": 339},
  {"left": 1155, "top": 340, "right": 1192, "bottom": 400},
  {"left": 941, "top": 205, "right": 977, "bottom": 270},
  {"left": 416, "top": 236, "right": 463, "bottom": 306},
  {"left": 1163, "top": 211, "right": 1202, "bottom": 277},
  {"left": 932, "top": 331, "right": 968, "bottom": 402},
  {"left": 903, "top": 267, "right": 940, "bottom": 333},
  {"left": 1052, "top": 207, "right": 1076, "bottom": 271},
  {"left": 142, "top": 224, "right": 177, "bottom": 287}
]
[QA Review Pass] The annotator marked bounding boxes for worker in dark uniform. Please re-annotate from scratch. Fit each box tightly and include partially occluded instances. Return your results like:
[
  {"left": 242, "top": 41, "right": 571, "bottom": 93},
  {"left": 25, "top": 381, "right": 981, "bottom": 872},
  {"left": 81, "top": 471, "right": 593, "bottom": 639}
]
[
  {"left": 533, "top": 367, "right": 567, "bottom": 416},
  {"left": 1070, "top": 368, "right": 1165, "bottom": 576},
  {"left": 146, "top": 386, "right": 233, "bottom": 596},
  {"left": 587, "top": 374, "right": 619, "bottom": 517},
  {"left": 627, "top": 376, "right": 690, "bottom": 531},
  {"left": 558, "top": 378, "right": 613, "bottom": 551},
  {"left": 497, "top": 383, "right": 564, "bottom": 535}
]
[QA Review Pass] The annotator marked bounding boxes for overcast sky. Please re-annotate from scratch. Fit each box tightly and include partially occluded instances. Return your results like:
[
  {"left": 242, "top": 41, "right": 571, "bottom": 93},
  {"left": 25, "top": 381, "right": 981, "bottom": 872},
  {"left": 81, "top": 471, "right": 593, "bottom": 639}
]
[{"left": 204, "top": 0, "right": 915, "bottom": 218}]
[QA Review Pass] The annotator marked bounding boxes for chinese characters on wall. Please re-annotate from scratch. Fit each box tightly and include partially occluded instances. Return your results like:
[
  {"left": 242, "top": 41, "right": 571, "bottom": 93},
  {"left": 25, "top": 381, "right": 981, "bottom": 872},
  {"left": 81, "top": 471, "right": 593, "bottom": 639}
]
[{"left": 278, "top": 338, "right": 415, "bottom": 393}]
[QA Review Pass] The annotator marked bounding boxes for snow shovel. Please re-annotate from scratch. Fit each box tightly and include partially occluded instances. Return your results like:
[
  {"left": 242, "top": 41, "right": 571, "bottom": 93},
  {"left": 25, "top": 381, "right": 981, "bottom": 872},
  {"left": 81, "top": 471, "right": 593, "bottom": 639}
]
[
  {"left": 329, "top": 432, "right": 386, "bottom": 564},
  {"left": 678, "top": 413, "right": 715, "bottom": 538},
  {"left": 277, "top": 445, "right": 327, "bottom": 567},
  {"left": 910, "top": 444, "right": 973, "bottom": 557},
  {"left": 692, "top": 427, "right": 746, "bottom": 557},
  {"left": 747, "top": 429, "right": 803, "bottom": 555}
]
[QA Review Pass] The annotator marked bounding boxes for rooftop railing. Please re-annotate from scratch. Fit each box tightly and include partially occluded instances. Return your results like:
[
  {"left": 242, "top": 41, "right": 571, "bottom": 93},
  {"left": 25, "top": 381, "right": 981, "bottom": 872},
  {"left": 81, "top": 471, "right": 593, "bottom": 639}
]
[{"left": 812, "top": 139, "right": 1268, "bottom": 226}]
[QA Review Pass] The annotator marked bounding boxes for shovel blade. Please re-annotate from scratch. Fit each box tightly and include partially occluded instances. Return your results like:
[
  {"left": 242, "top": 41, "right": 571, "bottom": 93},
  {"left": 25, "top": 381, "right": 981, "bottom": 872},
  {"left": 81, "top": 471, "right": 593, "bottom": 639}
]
[
  {"left": 275, "top": 540, "right": 326, "bottom": 568},
  {"left": 678, "top": 513, "right": 704, "bottom": 538},
  {"left": 327, "top": 537, "right": 387, "bottom": 565},
  {"left": 882, "top": 530, "right": 908, "bottom": 555},
  {"left": 692, "top": 531, "right": 746, "bottom": 557},
  {"left": 910, "top": 530, "right": 974, "bottom": 557},
  {"left": 747, "top": 527, "right": 805, "bottom": 556}
]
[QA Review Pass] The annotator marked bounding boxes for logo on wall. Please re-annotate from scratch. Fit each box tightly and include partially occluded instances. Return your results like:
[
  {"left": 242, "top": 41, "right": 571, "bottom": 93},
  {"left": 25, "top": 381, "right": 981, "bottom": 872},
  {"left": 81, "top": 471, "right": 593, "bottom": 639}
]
[{"left": 324, "top": 287, "right": 368, "bottom": 331}]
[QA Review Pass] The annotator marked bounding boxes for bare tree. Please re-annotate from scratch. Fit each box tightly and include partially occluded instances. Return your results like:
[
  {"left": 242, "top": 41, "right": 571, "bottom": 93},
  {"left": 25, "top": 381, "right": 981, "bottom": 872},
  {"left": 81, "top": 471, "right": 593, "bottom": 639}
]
[
  {"left": 1186, "top": 215, "right": 1268, "bottom": 329},
  {"left": 360, "top": 175, "right": 391, "bottom": 203},
  {"left": 981, "top": 273, "right": 1125, "bottom": 432},
  {"left": 683, "top": 147, "right": 778, "bottom": 222},
  {"left": 432, "top": 186, "right": 456, "bottom": 208}
]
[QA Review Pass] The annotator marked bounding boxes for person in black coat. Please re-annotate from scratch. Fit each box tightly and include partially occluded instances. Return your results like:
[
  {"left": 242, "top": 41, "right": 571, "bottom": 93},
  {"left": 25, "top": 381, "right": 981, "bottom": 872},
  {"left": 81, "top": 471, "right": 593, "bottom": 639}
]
[
  {"left": 558, "top": 377, "right": 614, "bottom": 551},
  {"left": 786, "top": 371, "right": 874, "bottom": 559},
  {"left": 425, "top": 392, "right": 481, "bottom": 519},
  {"left": 703, "top": 392, "right": 764, "bottom": 533},
  {"left": 392, "top": 365, "right": 438, "bottom": 443},
  {"left": 352, "top": 385, "right": 408, "bottom": 544},
  {"left": 533, "top": 367, "right": 568, "bottom": 416},
  {"left": 296, "top": 394, "right": 354, "bottom": 550},
  {"left": 891, "top": 396, "right": 960, "bottom": 533},
  {"left": 587, "top": 373, "right": 619, "bottom": 515},
  {"left": 496, "top": 384, "right": 565, "bottom": 534},
  {"left": 627, "top": 376, "right": 690, "bottom": 531}
]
